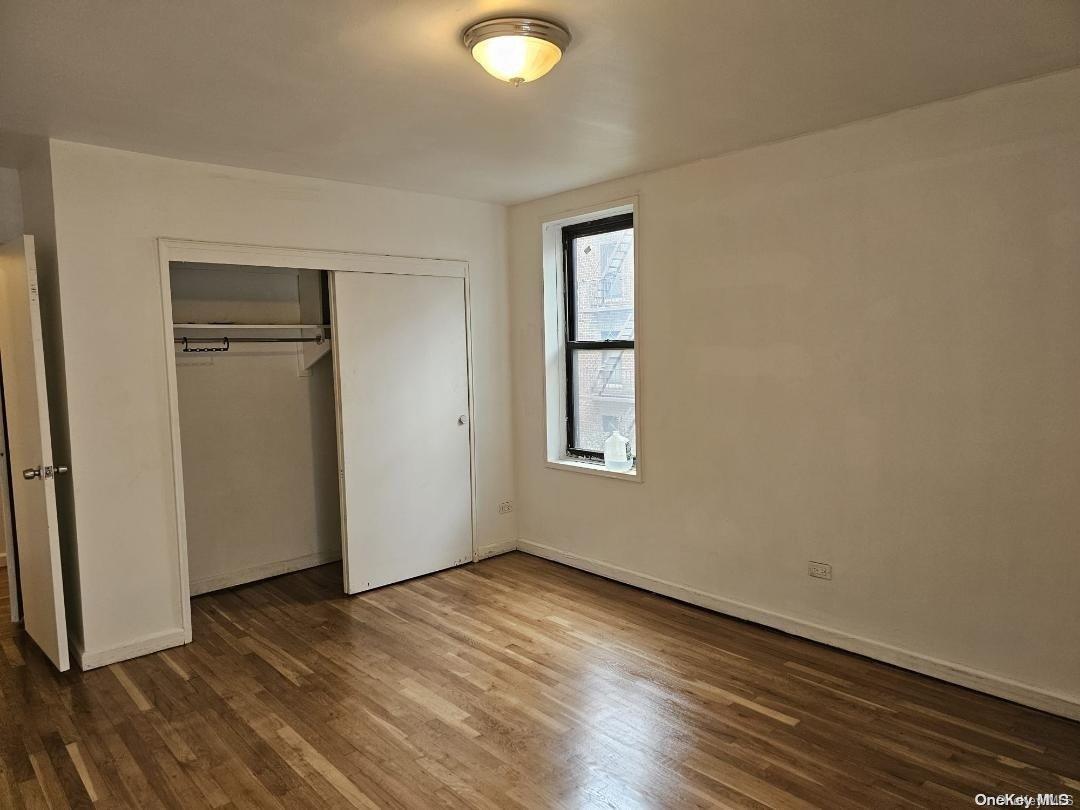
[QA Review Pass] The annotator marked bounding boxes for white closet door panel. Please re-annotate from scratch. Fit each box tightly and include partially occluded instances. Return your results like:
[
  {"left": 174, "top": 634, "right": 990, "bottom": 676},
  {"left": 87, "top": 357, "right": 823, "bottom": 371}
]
[{"left": 332, "top": 271, "right": 472, "bottom": 594}]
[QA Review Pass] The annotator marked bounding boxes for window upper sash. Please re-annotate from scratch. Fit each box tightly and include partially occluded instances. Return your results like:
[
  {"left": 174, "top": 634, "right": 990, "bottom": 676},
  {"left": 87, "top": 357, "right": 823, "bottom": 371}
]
[{"left": 562, "top": 211, "right": 634, "bottom": 344}]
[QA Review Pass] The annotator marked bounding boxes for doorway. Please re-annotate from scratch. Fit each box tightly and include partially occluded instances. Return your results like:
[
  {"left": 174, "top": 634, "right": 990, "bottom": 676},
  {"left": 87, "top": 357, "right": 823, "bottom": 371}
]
[{"left": 0, "top": 360, "right": 22, "bottom": 623}]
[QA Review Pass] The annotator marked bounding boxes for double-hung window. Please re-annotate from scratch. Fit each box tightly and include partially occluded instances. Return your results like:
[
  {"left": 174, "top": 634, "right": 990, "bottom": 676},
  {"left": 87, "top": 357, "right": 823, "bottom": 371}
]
[{"left": 561, "top": 212, "right": 636, "bottom": 462}]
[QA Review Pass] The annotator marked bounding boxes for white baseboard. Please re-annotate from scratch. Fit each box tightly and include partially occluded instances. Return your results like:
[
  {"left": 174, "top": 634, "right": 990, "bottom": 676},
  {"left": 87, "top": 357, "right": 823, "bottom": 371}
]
[
  {"left": 73, "top": 627, "right": 188, "bottom": 671},
  {"left": 517, "top": 539, "right": 1080, "bottom": 722},
  {"left": 475, "top": 539, "right": 517, "bottom": 560},
  {"left": 190, "top": 550, "right": 341, "bottom": 596}
]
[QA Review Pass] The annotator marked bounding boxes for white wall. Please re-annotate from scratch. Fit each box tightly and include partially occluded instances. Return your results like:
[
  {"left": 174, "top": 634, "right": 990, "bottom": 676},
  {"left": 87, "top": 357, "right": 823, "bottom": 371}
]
[
  {"left": 42, "top": 142, "right": 515, "bottom": 664},
  {"left": 509, "top": 69, "right": 1080, "bottom": 717},
  {"left": 0, "top": 169, "right": 22, "bottom": 242}
]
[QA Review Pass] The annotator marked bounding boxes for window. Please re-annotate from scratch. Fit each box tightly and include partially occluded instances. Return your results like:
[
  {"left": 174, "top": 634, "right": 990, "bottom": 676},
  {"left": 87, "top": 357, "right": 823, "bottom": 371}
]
[{"left": 562, "top": 213, "right": 636, "bottom": 461}]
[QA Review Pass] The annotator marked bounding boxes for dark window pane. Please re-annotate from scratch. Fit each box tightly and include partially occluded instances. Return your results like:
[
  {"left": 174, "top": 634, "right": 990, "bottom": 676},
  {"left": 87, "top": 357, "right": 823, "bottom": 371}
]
[
  {"left": 571, "top": 349, "right": 637, "bottom": 454},
  {"left": 571, "top": 227, "right": 634, "bottom": 341}
]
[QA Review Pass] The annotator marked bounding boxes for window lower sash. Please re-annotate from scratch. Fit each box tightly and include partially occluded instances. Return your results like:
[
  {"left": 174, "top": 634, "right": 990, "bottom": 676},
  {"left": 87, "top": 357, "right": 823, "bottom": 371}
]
[{"left": 565, "top": 342, "right": 636, "bottom": 459}]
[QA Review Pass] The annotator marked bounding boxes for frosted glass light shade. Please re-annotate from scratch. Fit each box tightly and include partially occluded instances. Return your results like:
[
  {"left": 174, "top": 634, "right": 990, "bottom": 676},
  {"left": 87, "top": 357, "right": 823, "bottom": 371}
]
[
  {"left": 463, "top": 18, "right": 571, "bottom": 86},
  {"left": 471, "top": 35, "right": 563, "bottom": 85}
]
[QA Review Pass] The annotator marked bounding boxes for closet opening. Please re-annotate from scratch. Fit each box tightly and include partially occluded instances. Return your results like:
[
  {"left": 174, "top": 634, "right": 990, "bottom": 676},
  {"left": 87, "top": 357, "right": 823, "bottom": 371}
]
[
  {"left": 161, "top": 245, "right": 477, "bottom": 641},
  {"left": 169, "top": 262, "right": 342, "bottom": 596}
]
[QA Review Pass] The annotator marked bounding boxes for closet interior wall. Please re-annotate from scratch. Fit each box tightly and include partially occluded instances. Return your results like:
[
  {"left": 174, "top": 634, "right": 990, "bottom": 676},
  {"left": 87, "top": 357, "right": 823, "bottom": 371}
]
[{"left": 170, "top": 263, "right": 340, "bottom": 595}]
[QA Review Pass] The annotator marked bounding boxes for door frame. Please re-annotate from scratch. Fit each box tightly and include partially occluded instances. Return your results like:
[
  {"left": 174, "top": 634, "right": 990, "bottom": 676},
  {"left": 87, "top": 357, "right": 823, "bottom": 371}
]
[{"left": 156, "top": 239, "right": 479, "bottom": 643}]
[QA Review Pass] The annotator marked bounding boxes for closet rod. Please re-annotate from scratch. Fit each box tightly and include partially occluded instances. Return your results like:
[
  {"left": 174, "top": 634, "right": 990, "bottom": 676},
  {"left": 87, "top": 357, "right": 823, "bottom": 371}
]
[{"left": 174, "top": 335, "right": 325, "bottom": 353}]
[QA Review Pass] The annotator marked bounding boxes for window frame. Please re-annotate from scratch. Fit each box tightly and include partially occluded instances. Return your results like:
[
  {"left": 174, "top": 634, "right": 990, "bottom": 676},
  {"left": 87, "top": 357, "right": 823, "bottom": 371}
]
[{"left": 561, "top": 212, "right": 635, "bottom": 460}]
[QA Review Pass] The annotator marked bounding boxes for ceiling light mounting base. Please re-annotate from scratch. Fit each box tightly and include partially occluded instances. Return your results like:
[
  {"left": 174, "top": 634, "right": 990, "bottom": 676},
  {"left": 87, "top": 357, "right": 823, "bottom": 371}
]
[{"left": 462, "top": 17, "right": 571, "bottom": 53}]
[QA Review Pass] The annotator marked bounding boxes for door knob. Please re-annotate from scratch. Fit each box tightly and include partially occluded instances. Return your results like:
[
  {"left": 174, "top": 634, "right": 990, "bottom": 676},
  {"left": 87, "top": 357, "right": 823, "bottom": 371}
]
[
  {"left": 458, "top": 414, "right": 468, "bottom": 425},
  {"left": 21, "top": 465, "right": 68, "bottom": 480}
]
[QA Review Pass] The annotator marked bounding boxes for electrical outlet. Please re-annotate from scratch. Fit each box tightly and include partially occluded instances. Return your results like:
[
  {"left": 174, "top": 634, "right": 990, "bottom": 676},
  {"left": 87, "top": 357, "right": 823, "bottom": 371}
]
[
  {"left": 498, "top": 501, "right": 513, "bottom": 515},
  {"left": 808, "top": 561, "right": 832, "bottom": 580}
]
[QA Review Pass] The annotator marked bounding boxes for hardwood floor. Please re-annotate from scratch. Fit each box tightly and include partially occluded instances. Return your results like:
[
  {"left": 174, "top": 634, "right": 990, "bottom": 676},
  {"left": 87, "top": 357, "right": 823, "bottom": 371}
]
[{"left": 0, "top": 552, "right": 1077, "bottom": 808}]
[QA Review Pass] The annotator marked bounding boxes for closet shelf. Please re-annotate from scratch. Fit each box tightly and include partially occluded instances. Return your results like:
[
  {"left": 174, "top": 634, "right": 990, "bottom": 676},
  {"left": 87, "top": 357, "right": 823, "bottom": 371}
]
[{"left": 173, "top": 323, "right": 330, "bottom": 330}]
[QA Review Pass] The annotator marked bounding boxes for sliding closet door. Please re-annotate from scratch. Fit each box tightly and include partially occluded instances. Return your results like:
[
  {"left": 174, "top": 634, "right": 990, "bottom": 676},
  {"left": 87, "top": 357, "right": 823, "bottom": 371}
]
[{"left": 332, "top": 271, "right": 472, "bottom": 594}]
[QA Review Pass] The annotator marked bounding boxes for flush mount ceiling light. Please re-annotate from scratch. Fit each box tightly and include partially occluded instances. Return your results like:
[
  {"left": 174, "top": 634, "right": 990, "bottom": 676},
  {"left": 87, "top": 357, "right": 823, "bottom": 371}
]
[{"left": 462, "top": 17, "right": 571, "bottom": 86}]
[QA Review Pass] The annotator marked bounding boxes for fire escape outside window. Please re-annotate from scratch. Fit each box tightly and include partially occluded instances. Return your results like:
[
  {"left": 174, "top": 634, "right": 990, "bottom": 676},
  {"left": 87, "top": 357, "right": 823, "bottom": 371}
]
[{"left": 561, "top": 213, "right": 636, "bottom": 461}]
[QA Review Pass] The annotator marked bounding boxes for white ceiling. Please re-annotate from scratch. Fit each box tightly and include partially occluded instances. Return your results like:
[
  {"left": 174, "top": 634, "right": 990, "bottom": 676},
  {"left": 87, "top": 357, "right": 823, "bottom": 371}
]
[{"left": 1, "top": 1, "right": 1078, "bottom": 204}]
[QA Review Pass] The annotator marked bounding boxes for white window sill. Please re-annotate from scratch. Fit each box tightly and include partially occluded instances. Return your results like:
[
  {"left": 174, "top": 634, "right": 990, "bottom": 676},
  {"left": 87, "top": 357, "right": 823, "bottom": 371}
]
[{"left": 545, "top": 457, "right": 642, "bottom": 482}]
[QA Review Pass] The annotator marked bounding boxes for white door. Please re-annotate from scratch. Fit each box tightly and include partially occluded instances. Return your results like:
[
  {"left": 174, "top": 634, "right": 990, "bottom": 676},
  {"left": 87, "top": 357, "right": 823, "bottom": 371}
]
[
  {"left": 0, "top": 237, "right": 69, "bottom": 670},
  {"left": 331, "top": 270, "right": 472, "bottom": 594}
]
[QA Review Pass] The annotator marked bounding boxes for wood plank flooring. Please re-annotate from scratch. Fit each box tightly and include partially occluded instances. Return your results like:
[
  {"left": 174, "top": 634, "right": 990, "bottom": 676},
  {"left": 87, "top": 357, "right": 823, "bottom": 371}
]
[{"left": 0, "top": 552, "right": 1077, "bottom": 808}]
